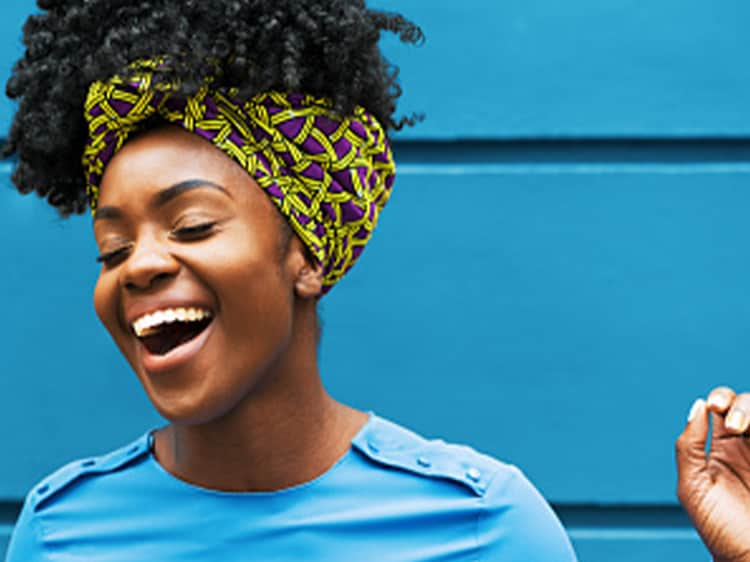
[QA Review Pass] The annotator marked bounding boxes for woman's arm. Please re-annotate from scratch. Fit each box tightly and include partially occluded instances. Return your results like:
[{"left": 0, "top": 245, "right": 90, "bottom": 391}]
[
  {"left": 478, "top": 466, "right": 578, "bottom": 561},
  {"left": 5, "top": 493, "right": 45, "bottom": 561}
]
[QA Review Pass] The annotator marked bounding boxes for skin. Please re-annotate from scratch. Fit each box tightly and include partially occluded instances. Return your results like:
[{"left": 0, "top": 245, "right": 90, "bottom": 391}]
[
  {"left": 676, "top": 386, "right": 750, "bottom": 562},
  {"left": 93, "top": 125, "right": 367, "bottom": 493}
]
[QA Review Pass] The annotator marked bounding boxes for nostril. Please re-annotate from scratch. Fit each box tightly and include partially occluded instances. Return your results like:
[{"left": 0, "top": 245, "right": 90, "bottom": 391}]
[{"left": 149, "top": 271, "right": 175, "bottom": 288}]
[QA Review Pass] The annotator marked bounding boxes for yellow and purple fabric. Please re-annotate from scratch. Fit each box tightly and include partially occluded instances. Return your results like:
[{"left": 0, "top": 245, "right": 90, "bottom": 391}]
[{"left": 82, "top": 60, "right": 396, "bottom": 293}]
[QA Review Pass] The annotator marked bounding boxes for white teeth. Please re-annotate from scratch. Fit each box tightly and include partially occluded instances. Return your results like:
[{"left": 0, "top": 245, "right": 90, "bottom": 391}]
[{"left": 132, "top": 307, "right": 212, "bottom": 337}]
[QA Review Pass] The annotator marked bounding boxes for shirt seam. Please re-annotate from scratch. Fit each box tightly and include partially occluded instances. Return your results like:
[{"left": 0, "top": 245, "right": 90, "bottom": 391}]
[
  {"left": 26, "top": 499, "right": 47, "bottom": 554},
  {"left": 475, "top": 465, "right": 520, "bottom": 562}
]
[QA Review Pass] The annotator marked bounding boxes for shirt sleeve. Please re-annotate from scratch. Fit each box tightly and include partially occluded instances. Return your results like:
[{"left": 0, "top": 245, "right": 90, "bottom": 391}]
[
  {"left": 477, "top": 465, "right": 578, "bottom": 562},
  {"left": 5, "top": 493, "right": 45, "bottom": 562}
]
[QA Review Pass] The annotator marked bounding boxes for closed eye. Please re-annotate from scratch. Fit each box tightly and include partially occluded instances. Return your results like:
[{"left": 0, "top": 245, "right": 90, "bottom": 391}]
[
  {"left": 95, "top": 245, "right": 132, "bottom": 265},
  {"left": 171, "top": 222, "right": 217, "bottom": 241}
]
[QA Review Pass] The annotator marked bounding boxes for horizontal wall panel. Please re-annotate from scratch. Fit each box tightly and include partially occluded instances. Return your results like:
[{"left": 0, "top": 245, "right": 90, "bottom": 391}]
[
  {"left": 562, "top": 504, "right": 707, "bottom": 561},
  {"left": 377, "top": 0, "right": 750, "bottom": 139},
  {"left": 323, "top": 162, "right": 750, "bottom": 504},
  {"left": 1, "top": 527, "right": 10, "bottom": 559},
  {"left": 3, "top": 1, "right": 750, "bottom": 139},
  {"left": 570, "top": 532, "right": 706, "bottom": 562},
  {"left": 2, "top": 160, "right": 750, "bottom": 504},
  {"left": 0, "top": 503, "right": 17, "bottom": 559},
  {"left": 0, "top": 163, "right": 163, "bottom": 500}
]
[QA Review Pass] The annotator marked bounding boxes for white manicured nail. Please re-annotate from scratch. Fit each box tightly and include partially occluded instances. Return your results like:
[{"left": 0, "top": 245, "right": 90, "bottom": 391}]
[
  {"left": 707, "top": 394, "right": 729, "bottom": 410},
  {"left": 688, "top": 399, "right": 706, "bottom": 423},
  {"left": 726, "top": 410, "right": 747, "bottom": 432}
]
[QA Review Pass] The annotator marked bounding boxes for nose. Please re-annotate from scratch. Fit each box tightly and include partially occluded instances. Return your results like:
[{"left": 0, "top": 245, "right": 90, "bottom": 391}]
[{"left": 120, "top": 233, "right": 179, "bottom": 291}]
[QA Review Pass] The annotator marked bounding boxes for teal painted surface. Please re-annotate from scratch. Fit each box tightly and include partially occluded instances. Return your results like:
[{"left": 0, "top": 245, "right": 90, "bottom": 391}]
[
  {"left": 1, "top": 528, "right": 10, "bottom": 559},
  {"left": 377, "top": 0, "right": 750, "bottom": 138},
  {"left": 311, "top": 164, "right": 750, "bottom": 504},
  {"left": 3, "top": 164, "right": 750, "bottom": 505},
  {"left": 3, "top": 0, "right": 750, "bottom": 138},
  {"left": 570, "top": 532, "right": 707, "bottom": 562},
  {"left": 1, "top": 1, "right": 744, "bottom": 561}
]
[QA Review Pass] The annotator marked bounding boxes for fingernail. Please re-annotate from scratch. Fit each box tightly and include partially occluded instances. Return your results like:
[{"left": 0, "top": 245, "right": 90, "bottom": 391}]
[
  {"left": 726, "top": 411, "right": 747, "bottom": 432},
  {"left": 708, "top": 394, "right": 729, "bottom": 409},
  {"left": 688, "top": 399, "right": 706, "bottom": 422}
]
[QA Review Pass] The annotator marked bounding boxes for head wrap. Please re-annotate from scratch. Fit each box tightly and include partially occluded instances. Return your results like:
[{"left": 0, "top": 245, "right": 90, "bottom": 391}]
[{"left": 82, "top": 59, "right": 396, "bottom": 293}]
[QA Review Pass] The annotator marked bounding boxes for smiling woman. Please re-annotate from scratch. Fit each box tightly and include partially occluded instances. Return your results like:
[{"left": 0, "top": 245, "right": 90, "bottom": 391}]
[{"left": 3, "top": 1, "right": 577, "bottom": 561}]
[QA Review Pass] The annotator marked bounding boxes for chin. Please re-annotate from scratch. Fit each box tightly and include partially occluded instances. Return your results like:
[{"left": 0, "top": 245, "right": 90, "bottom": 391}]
[{"left": 149, "top": 394, "right": 232, "bottom": 427}]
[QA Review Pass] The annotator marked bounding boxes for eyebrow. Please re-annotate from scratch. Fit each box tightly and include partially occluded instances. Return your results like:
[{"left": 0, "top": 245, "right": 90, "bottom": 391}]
[
  {"left": 93, "top": 179, "right": 230, "bottom": 222},
  {"left": 152, "top": 179, "right": 230, "bottom": 208}
]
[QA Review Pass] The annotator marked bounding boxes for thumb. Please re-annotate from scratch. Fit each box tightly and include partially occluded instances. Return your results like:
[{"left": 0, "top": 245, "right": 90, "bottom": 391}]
[{"left": 675, "top": 398, "right": 709, "bottom": 507}]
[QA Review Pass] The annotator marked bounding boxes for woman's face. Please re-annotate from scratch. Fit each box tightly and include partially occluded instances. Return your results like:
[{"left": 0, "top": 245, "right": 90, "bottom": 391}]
[{"left": 93, "top": 126, "right": 309, "bottom": 424}]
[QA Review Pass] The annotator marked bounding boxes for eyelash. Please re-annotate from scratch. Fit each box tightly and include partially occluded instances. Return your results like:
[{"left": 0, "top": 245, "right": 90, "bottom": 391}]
[
  {"left": 95, "top": 244, "right": 132, "bottom": 265},
  {"left": 170, "top": 222, "right": 217, "bottom": 240},
  {"left": 95, "top": 222, "right": 218, "bottom": 265}
]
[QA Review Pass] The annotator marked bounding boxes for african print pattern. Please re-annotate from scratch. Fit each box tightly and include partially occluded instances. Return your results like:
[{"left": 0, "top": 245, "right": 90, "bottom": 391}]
[{"left": 82, "top": 59, "right": 396, "bottom": 293}]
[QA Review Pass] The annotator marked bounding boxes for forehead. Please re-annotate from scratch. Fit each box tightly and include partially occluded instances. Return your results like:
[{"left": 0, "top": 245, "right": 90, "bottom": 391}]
[{"left": 97, "top": 125, "right": 253, "bottom": 208}]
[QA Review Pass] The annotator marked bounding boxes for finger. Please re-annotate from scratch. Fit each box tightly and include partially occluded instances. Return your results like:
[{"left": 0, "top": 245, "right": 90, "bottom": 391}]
[
  {"left": 706, "top": 386, "right": 736, "bottom": 414},
  {"left": 676, "top": 398, "right": 709, "bottom": 500},
  {"left": 723, "top": 392, "right": 750, "bottom": 435}
]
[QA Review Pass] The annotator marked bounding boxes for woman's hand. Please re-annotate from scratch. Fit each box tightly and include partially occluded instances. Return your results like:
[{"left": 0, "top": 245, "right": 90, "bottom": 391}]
[{"left": 676, "top": 387, "right": 750, "bottom": 562}]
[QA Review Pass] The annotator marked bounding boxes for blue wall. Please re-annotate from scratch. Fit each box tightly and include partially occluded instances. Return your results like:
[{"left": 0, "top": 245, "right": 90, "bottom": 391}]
[{"left": 4, "top": 1, "right": 750, "bottom": 559}]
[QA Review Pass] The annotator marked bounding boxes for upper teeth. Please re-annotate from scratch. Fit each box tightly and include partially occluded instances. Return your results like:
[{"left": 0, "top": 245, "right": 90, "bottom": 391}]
[{"left": 132, "top": 307, "right": 212, "bottom": 337}]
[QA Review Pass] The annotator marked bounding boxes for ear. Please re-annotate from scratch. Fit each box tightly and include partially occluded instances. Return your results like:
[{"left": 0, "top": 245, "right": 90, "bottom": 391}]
[
  {"left": 294, "top": 259, "right": 324, "bottom": 299},
  {"left": 286, "top": 236, "right": 323, "bottom": 299}
]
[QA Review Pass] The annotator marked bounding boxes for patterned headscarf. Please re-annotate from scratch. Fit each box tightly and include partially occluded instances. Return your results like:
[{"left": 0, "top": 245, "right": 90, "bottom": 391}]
[{"left": 82, "top": 59, "right": 396, "bottom": 293}]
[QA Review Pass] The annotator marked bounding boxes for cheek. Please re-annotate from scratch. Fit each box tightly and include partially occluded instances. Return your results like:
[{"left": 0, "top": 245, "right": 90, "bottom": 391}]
[
  {"left": 93, "top": 273, "right": 120, "bottom": 337},
  {"left": 220, "top": 258, "right": 292, "bottom": 331},
  {"left": 212, "top": 252, "right": 295, "bottom": 356},
  {"left": 207, "top": 226, "right": 294, "bottom": 304}
]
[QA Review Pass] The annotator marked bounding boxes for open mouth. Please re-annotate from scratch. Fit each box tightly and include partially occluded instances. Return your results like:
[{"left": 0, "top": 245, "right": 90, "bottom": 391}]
[{"left": 132, "top": 307, "right": 213, "bottom": 356}]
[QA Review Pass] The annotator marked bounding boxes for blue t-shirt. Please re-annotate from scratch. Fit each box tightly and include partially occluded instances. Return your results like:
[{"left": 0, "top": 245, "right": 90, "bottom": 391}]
[{"left": 6, "top": 414, "right": 577, "bottom": 561}]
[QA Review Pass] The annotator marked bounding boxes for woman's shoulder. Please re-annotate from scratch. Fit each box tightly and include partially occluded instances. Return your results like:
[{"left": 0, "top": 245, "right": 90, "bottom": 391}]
[
  {"left": 5, "top": 432, "right": 153, "bottom": 561},
  {"left": 354, "top": 414, "right": 578, "bottom": 561},
  {"left": 23, "top": 430, "right": 152, "bottom": 515},
  {"left": 353, "top": 414, "right": 514, "bottom": 496}
]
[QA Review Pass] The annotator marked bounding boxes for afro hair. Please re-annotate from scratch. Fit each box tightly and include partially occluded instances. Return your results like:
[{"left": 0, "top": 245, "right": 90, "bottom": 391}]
[{"left": 4, "top": 0, "right": 423, "bottom": 215}]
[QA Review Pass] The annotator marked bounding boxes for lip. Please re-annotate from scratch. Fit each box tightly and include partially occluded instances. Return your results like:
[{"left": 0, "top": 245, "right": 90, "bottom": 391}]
[{"left": 138, "top": 316, "right": 215, "bottom": 375}]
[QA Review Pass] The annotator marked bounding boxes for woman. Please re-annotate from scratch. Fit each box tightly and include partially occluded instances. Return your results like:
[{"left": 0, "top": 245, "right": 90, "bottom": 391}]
[
  {"left": 3, "top": 1, "right": 577, "bottom": 560},
  {"left": 678, "top": 387, "right": 750, "bottom": 562}
]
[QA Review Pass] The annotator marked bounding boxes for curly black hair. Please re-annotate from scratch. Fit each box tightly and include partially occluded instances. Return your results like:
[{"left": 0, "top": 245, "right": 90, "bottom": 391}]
[{"left": 4, "top": 0, "right": 423, "bottom": 215}]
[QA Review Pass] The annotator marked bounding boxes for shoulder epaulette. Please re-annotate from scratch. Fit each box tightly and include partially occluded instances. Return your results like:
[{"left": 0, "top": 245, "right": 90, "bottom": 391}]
[
  {"left": 30, "top": 431, "right": 151, "bottom": 512},
  {"left": 352, "top": 416, "right": 505, "bottom": 497}
]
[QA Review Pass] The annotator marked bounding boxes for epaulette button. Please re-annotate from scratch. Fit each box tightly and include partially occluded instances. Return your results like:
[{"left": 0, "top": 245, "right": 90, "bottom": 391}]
[
  {"left": 466, "top": 467, "right": 481, "bottom": 482},
  {"left": 417, "top": 456, "right": 432, "bottom": 468}
]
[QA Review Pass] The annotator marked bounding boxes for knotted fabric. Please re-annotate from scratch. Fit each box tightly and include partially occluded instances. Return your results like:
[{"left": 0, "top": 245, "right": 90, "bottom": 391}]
[{"left": 82, "top": 59, "right": 396, "bottom": 293}]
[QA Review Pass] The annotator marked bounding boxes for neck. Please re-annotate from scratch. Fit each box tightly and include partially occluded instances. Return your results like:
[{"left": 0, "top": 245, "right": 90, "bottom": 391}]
[{"left": 151, "top": 304, "right": 368, "bottom": 492}]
